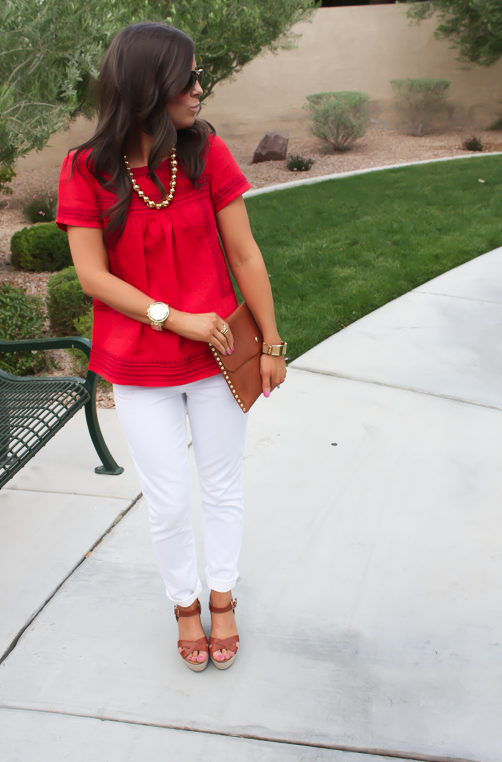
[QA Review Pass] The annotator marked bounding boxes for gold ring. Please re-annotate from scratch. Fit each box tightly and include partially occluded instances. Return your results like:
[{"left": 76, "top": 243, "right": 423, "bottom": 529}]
[{"left": 221, "top": 324, "right": 229, "bottom": 336}]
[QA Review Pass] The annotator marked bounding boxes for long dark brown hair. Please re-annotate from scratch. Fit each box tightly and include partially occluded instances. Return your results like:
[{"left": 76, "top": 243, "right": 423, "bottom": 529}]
[{"left": 72, "top": 23, "right": 214, "bottom": 243}]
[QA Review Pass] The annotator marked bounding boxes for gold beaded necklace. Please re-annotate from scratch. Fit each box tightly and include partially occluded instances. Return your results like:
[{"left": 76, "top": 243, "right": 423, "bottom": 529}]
[{"left": 124, "top": 146, "right": 178, "bottom": 210}]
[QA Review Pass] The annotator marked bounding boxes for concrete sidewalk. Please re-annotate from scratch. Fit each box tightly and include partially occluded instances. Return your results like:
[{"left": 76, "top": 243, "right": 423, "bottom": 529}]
[{"left": 1, "top": 249, "right": 502, "bottom": 761}]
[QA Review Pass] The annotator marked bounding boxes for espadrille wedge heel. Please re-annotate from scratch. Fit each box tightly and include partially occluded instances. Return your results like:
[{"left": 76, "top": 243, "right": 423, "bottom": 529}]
[
  {"left": 174, "top": 599, "right": 209, "bottom": 672},
  {"left": 208, "top": 596, "right": 239, "bottom": 670}
]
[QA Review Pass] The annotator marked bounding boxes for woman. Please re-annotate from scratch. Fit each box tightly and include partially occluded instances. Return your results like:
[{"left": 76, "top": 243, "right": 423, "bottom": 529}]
[{"left": 57, "top": 22, "right": 286, "bottom": 672}]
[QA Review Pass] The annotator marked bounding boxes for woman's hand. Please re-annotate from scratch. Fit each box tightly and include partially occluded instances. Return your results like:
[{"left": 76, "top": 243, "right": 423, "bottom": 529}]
[
  {"left": 216, "top": 199, "right": 286, "bottom": 396},
  {"left": 260, "top": 354, "right": 286, "bottom": 398},
  {"left": 168, "top": 309, "right": 234, "bottom": 355}
]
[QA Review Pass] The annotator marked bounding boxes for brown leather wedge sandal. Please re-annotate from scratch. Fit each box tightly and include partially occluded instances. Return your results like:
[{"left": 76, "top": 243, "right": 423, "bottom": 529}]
[
  {"left": 174, "top": 599, "right": 209, "bottom": 673},
  {"left": 208, "top": 596, "right": 239, "bottom": 670}
]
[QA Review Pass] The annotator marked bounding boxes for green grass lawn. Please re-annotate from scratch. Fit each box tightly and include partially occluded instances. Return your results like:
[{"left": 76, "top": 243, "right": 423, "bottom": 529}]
[{"left": 242, "top": 155, "right": 502, "bottom": 361}]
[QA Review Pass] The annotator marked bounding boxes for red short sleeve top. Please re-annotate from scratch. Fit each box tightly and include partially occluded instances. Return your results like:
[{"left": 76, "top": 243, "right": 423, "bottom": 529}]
[{"left": 56, "top": 135, "right": 252, "bottom": 386}]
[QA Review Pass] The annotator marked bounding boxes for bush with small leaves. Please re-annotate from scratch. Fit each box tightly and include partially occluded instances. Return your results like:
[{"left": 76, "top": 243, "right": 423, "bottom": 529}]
[
  {"left": 286, "top": 154, "right": 314, "bottom": 172},
  {"left": 70, "top": 308, "right": 93, "bottom": 376},
  {"left": 22, "top": 191, "right": 58, "bottom": 223},
  {"left": 488, "top": 105, "right": 502, "bottom": 131},
  {"left": 0, "top": 124, "right": 16, "bottom": 197},
  {"left": 462, "top": 135, "right": 483, "bottom": 152},
  {"left": 73, "top": 308, "right": 93, "bottom": 340},
  {"left": 304, "top": 91, "right": 370, "bottom": 152},
  {"left": 391, "top": 78, "right": 451, "bottom": 137},
  {"left": 10, "top": 221, "right": 72, "bottom": 272},
  {"left": 0, "top": 283, "right": 50, "bottom": 375},
  {"left": 0, "top": 166, "right": 15, "bottom": 197},
  {"left": 47, "top": 266, "right": 92, "bottom": 336}
]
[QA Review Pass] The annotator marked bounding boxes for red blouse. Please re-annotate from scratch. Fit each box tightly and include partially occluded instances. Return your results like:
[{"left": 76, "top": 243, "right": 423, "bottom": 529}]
[{"left": 56, "top": 135, "right": 252, "bottom": 386}]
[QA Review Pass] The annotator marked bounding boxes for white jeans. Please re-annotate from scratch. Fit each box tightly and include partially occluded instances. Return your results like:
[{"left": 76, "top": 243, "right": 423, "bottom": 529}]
[{"left": 114, "top": 374, "right": 248, "bottom": 607}]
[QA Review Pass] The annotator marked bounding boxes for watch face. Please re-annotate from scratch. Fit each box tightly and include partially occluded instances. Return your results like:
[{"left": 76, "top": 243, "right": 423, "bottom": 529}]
[{"left": 150, "top": 303, "right": 168, "bottom": 322}]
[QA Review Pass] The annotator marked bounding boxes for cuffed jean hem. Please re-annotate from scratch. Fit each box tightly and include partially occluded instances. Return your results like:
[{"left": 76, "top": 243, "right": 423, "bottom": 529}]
[
  {"left": 205, "top": 569, "right": 239, "bottom": 593},
  {"left": 165, "top": 579, "right": 203, "bottom": 608}
]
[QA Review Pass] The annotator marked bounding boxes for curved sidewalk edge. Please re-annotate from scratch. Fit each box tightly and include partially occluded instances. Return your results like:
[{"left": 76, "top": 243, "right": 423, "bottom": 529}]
[
  {"left": 244, "top": 151, "right": 502, "bottom": 198},
  {"left": 291, "top": 245, "right": 502, "bottom": 410}
]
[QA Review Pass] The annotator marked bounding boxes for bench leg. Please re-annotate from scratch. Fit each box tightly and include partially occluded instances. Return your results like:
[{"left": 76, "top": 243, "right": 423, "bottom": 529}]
[{"left": 84, "top": 372, "right": 124, "bottom": 476}]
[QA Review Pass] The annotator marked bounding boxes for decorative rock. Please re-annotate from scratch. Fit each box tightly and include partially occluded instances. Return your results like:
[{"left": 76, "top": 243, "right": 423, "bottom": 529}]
[{"left": 252, "top": 132, "right": 289, "bottom": 163}]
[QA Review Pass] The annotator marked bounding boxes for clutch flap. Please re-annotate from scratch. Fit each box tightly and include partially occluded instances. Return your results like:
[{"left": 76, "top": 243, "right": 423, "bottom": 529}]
[{"left": 215, "top": 302, "right": 263, "bottom": 373}]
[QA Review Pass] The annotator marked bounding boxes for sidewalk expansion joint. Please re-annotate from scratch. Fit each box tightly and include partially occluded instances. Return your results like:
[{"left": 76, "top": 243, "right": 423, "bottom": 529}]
[
  {"left": 0, "top": 706, "right": 481, "bottom": 762},
  {"left": 0, "top": 492, "right": 143, "bottom": 666},
  {"left": 291, "top": 366, "right": 502, "bottom": 412},
  {"left": 413, "top": 289, "right": 502, "bottom": 306},
  {"left": 2, "top": 487, "right": 139, "bottom": 498}
]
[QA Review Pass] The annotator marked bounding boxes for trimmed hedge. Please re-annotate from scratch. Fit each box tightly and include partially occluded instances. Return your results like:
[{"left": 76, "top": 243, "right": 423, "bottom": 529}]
[
  {"left": 47, "top": 266, "right": 92, "bottom": 336},
  {"left": 0, "top": 283, "right": 49, "bottom": 375},
  {"left": 10, "top": 222, "right": 72, "bottom": 272}
]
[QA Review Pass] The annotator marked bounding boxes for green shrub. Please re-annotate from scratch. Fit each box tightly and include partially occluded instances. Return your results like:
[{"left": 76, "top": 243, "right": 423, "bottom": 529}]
[
  {"left": 70, "top": 308, "right": 93, "bottom": 376},
  {"left": 10, "top": 222, "right": 72, "bottom": 272},
  {"left": 22, "top": 191, "right": 57, "bottom": 223},
  {"left": 47, "top": 266, "right": 92, "bottom": 336},
  {"left": 391, "top": 78, "right": 451, "bottom": 137},
  {"left": 74, "top": 308, "right": 93, "bottom": 340},
  {"left": 0, "top": 124, "right": 16, "bottom": 197},
  {"left": 287, "top": 154, "right": 314, "bottom": 172},
  {"left": 0, "top": 165, "right": 15, "bottom": 197},
  {"left": 462, "top": 135, "right": 483, "bottom": 152},
  {"left": 0, "top": 283, "right": 50, "bottom": 375},
  {"left": 304, "top": 91, "right": 370, "bottom": 152},
  {"left": 488, "top": 103, "right": 502, "bottom": 131}
]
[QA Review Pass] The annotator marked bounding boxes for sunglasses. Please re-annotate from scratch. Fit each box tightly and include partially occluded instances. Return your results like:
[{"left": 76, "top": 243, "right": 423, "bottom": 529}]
[{"left": 182, "top": 68, "right": 204, "bottom": 93}]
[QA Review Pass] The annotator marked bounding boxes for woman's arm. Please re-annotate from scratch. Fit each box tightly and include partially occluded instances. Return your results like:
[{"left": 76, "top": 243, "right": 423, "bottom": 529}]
[
  {"left": 216, "top": 196, "right": 287, "bottom": 396},
  {"left": 66, "top": 226, "right": 233, "bottom": 354},
  {"left": 67, "top": 227, "right": 152, "bottom": 323}
]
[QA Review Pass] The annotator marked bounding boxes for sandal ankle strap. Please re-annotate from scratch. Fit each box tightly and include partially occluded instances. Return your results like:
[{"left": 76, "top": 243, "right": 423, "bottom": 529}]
[
  {"left": 209, "top": 596, "right": 237, "bottom": 614},
  {"left": 174, "top": 599, "right": 201, "bottom": 621}
]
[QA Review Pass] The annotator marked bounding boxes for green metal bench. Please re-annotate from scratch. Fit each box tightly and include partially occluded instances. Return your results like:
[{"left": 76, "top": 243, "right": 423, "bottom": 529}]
[{"left": 0, "top": 337, "right": 123, "bottom": 489}]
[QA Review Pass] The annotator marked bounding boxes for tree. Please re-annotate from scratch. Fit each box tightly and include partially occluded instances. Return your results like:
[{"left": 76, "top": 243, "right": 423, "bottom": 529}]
[
  {"left": 0, "top": 1, "right": 115, "bottom": 174},
  {"left": 407, "top": 0, "right": 502, "bottom": 67},
  {"left": 165, "top": 0, "right": 318, "bottom": 99},
  {"left": 0, "top": 0, "right": 318, "bottom": 192}
]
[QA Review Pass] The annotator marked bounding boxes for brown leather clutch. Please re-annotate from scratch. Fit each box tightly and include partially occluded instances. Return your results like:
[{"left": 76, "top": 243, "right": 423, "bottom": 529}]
[{"left": 209, "top": 302, "right": 263, "bottom": 413}]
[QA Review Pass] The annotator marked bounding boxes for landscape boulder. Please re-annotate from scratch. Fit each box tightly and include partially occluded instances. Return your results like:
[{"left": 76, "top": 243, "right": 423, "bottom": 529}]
[{"left": 252, "top": 132, "right": 289, "bottom": 163}]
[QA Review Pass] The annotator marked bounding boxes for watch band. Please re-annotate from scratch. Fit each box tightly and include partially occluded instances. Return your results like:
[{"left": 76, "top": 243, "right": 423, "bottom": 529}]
[{"left": 262, "top": 341, "right": 287, "bottom": 356}]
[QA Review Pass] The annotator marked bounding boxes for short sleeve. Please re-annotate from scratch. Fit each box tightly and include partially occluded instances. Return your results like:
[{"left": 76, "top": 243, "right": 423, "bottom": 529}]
[
  {"left": 56, "top": 150, "right": 102, "bottom": 232},
  {"left": 206, "top": 135, "right": 252, "bottom": 213}
]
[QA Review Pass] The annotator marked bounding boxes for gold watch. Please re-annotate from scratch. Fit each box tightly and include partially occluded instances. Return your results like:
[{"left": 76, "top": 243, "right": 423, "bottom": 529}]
[
  {"left": 262, "top": 341, "right": 287, "bottom": 356},
  {"left": 147, "top": 301, "right": 170, "bottom": 331}
]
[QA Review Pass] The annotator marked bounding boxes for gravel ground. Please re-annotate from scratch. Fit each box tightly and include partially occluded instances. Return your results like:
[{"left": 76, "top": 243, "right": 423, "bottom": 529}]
[
  {"left": 229, "top": 127, "right": 502, "bottom": 188},
  {"left": 1, "top": 126, "right": 500, "bottom": 408}
]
